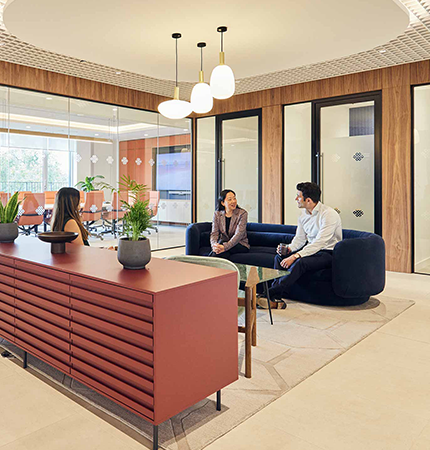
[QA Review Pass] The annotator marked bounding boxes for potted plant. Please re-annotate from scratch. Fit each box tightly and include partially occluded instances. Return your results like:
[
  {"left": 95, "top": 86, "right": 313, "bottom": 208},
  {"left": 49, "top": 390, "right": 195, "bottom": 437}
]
[
  {"left": 75, "top": 175, "right": 111, "bottom": 192},
  {"left": 116, "top": 176, "right": 152, "bottom": 270},
  {"left": 0, "top": 192, "right": 21, "bottom": 243}
]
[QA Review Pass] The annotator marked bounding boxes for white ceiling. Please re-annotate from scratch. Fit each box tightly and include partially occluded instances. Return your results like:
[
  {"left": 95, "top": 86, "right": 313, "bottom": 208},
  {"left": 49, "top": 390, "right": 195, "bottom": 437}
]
[
  {"left": 0, "top": 0, "right": 429, "bottom": 99},
  {"left": 3, "top": 0, "right": 408, "bottom": 82}
]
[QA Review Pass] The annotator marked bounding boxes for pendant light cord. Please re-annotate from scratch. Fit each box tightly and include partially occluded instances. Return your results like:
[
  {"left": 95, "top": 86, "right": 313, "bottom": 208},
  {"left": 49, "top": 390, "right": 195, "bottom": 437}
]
[
  {"left": 175, "top": 37, "right": 178, "bottom": 87},
  {"left": 201, "top": 46, "right": 203, "bottom": 71},
  {"left": 221, "top": 31, "right": 224, "bottom": 52}
]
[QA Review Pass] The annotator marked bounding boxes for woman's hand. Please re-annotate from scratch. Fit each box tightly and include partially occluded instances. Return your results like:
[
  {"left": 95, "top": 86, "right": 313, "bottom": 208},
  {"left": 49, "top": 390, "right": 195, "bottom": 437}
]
[{"left": 213, "top": 243, "right": 225, "bottom": 254}]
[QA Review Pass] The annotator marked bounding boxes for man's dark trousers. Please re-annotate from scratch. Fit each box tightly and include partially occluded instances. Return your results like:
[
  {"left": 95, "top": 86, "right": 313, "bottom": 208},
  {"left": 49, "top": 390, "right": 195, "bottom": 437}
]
[{"left": 270, "top": 250, "right": 333, "bottom": 297}]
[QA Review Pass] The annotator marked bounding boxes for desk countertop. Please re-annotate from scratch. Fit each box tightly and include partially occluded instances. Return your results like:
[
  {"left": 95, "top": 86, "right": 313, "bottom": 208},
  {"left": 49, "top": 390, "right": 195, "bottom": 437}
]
[{"left": 0, "top": 237, "right": 236, "bottom": 296}]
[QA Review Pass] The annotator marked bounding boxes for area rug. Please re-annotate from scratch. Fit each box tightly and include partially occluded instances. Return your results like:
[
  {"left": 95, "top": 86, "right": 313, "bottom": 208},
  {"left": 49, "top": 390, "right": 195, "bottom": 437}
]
[{"left": 0, "top": 294, "right": 414, "bottom": 450}]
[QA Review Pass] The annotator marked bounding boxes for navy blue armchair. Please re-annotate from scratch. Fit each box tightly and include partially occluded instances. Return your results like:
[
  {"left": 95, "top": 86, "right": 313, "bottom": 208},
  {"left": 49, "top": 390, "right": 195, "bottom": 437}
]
[{"left": 186, "top": 222, "right": 386, "bottom": 306}]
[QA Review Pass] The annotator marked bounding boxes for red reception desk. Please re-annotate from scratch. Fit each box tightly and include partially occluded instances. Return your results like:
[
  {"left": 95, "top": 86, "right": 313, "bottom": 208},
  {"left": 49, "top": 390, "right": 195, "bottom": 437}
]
[{"left": 0, "top": 238, "right": 238, "bottom": 448}]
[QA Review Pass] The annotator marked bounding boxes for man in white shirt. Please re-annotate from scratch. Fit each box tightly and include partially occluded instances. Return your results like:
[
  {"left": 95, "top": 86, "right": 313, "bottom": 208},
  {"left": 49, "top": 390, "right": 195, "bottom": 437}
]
[{"left": 269, "top": 182, "right": 342, "bottom": 304}]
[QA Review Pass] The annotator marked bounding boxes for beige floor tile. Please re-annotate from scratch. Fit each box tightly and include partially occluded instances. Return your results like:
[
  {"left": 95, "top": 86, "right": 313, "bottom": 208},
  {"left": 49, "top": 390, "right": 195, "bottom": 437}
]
[
  {"left": 379, "top": 272, "right": 430, "bottom": 302},
  {"left": 0, "top": 371, "right": 81, "bottom": 447},
  {"left": 266, "top": 382, "right": 428, "bottom": 450},
  {"left": 379, "top": 302, "right": 430, "bottom": 343},
  {"left": 410, "top": 421, "right": 430, "bottom": 449},
  {"left": 339, "top": 329, "right": 430, "bottom": 370},
  {"left": 305, "top": 351, "right": 430, "bottom": 419},
  {"left": 0, "top": 413, "right": 145, "bottom": 450},
  {"left": 204, "top": 412, "right": 324, "bottom": 450},
  {"left": 0, "top": 359, "right": 19, "bottom": 380}
]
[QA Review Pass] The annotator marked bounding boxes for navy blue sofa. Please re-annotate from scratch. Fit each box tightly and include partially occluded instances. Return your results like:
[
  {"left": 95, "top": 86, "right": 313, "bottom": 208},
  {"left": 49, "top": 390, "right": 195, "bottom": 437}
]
[{"left": 186, "top": 222, "right": 386, "bottom": 306}]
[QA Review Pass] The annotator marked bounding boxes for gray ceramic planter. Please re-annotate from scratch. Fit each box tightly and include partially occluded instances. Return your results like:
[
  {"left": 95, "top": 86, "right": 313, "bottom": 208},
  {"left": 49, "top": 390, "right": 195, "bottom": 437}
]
[
  {"left": 0, "top": 223, "right": 18, "bottom": 243},
  {"left": 117, "top": 237, "right": 151, "bottom": 270}
]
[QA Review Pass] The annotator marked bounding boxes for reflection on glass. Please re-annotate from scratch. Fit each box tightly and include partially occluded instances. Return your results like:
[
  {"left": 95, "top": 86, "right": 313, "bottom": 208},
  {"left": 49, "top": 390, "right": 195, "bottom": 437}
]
[
  {"left": 284, "top": 103, "right": 312, "bottom": 225},
  {"left": 414, "top": 85, "right": 430, "bottom": 274},
  {"left": 197, "top": 117, "right": 216, "bottom": 222},
  {"left": 0, "top": 87, "right": 192, "bottom": 251},
  {"left": 222, "top": 116, "right": 259, "bottom": 222}
]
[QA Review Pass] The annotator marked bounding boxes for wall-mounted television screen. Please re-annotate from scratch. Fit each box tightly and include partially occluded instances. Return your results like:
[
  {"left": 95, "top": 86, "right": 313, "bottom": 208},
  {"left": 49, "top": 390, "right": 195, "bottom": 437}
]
[{"left": 156, "top": 152, "right": 191, "bottom": 191}]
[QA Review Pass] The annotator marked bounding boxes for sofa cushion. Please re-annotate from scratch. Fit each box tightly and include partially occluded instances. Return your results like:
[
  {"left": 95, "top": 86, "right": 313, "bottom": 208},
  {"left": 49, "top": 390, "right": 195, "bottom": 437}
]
[{"left": 247, "top": 231, "right": 293, "bottom": 248}]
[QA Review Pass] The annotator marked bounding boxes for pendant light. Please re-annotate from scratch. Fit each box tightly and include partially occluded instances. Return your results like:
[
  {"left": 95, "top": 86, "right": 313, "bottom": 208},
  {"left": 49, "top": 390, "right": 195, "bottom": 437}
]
[
  {"left": 158, "top": 33, "right": 192, "bottom": 120},
  {"left": 210, "top": 26, "right": 235, "bottom": 100},
  {"left": 191, "top": 42, "right": 213, "bottom": 114}
]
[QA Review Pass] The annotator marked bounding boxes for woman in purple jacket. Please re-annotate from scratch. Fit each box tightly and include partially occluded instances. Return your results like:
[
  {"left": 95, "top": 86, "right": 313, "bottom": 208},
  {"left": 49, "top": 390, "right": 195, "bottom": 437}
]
[{"left": 209, "top": 189, "right": 250, "bottom": 259}]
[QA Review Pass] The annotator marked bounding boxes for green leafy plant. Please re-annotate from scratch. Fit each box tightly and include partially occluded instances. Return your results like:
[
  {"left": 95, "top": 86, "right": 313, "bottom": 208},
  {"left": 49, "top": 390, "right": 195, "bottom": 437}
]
[
  {"left": 75, "top": 175, "right": 111, "bottom": 192},
  {"left": 0, "top": 192, "right": 21, "bottom": 224},
  {"left": 118, "top": 175, "right": 151, "bottom": 241}
]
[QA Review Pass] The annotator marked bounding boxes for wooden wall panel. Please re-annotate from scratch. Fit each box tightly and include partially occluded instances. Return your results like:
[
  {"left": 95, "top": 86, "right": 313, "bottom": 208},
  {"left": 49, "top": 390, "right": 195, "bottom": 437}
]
[
  {"left": 382, "top": 83, "right": 412, "bottom": 273},
  {"left": 262, "top": 106, "right": 283, "bottom": 223},
  {"left": 410, "top": 60, "right": 430, "bottom": 85},
  {"left": 0, "top": 61, "right": 167, "bottom": 112},
  {"left": 2, "top": 60, "right": 430, "bottom": 272}
]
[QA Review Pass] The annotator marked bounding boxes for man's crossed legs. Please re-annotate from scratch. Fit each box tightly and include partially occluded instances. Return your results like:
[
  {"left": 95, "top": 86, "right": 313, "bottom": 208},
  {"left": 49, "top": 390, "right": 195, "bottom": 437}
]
[{"left": 268, "top": 250, "right": 333, "bottom": 300}]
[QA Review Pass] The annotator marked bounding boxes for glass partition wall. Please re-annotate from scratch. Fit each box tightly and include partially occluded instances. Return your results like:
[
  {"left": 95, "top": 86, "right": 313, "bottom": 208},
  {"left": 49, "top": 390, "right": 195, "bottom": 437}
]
[
  {"left": 196, "top": 110, "right": 261, "bottom": 223},
  {"left": 0, "top": 87, "right": 192, "bottom": 250},
  {"left": 414, "top": 85, "right": 430, "bottom": 275}
]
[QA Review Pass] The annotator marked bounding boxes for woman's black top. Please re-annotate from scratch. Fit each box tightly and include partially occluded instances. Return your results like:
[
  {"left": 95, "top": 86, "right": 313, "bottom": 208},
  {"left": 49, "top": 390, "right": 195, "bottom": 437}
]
[
  {"left": 63, "top": 215, "right": 90, "bottom": 246},
  {"left": 225, "top": 216, "right": 231, "bottom": 234}
]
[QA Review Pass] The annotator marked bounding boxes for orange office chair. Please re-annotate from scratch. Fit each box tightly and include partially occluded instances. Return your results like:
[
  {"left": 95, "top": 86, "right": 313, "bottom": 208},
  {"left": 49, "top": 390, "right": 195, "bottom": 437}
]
[
  {"left": 0, "top": 192, "right": 9, "bottom": 207},
  {"left": 81, "top": 190, "right": 105, "bottom": 240},
  {"left": 102, "top": 191, "right": 126, "bottom": 237},
  {"left": 18, "top": 191, "right": 31, "bottom": 203},
  {"left": 148, "top": 190, "right": 160, "bottom": 234},
  {"left": 17, "top": 193, "right": 46, "bottom": 236}
]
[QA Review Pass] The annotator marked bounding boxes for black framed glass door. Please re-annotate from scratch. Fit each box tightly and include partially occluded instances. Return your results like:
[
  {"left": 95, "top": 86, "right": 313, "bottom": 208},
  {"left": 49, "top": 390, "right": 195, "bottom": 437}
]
[
  {"left": 196, "top": 109, "right": 262, "bottom": 223},
  {"left": 313, "top": 92, "right": 382, "bottom": 234}
]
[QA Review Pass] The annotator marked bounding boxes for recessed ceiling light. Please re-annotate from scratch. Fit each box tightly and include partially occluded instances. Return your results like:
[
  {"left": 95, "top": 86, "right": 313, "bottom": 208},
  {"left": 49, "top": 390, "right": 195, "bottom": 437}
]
[
  {"left": 46, "top": 97, "right": 53, "bottom": 100},
  {"left": 379, "top": 49, "right": 386, "bottom": 53},
  {"left": 116, "top": 71, "right": 122, "bottom": 75}
]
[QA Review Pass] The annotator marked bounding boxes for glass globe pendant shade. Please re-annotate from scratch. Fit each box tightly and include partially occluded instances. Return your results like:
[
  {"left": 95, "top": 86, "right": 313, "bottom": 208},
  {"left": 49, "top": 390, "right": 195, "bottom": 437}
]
[
  {"left": 210, "top": 52, "right": 235, "bottom": 100},
  {"left": 158, "top": 87, "right": 192, "bottom": 120},
  {"left": 191, "top": 71, "right": 213, "bottom": 114}
]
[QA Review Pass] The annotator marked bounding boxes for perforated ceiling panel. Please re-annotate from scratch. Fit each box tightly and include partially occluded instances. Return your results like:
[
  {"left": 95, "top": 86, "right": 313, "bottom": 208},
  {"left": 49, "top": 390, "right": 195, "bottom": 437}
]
[{"left": 1, "top": 0, "right": 430, "bottom": 99}]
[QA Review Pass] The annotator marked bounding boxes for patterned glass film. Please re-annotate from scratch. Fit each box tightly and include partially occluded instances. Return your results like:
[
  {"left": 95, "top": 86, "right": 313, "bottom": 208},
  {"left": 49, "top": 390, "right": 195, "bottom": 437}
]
[
  {"left": 414, "top": 85, "right": 430, "bottom": 275},
  {"left": 284, "top": 103, "right": 312, "bottom": 225},
  {"left": 320, "top": 101, "right": 375, "bottom": 232},
  {"left": 196, "top": 117, "right": 216, "bottom": 222}
]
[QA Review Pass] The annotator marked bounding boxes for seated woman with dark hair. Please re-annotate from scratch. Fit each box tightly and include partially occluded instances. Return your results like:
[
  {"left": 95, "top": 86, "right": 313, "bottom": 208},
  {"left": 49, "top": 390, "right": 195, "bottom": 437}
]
[
  {"left": 210, "top": 189, "right": 250, "bottom": 260},
  {"left": 51, "top": 187, "right": 89, "bottom": 246}
]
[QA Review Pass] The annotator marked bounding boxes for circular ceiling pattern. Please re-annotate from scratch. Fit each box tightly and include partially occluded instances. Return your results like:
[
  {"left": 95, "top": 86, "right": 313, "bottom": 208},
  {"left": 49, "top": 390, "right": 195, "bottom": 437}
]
[{"left": 4, "top": 0, "right": 409, "bottom": 84}]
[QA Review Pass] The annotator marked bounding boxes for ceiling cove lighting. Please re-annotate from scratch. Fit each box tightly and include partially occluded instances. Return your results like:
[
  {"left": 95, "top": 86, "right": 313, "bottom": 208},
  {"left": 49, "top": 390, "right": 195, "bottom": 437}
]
[
  {"left": 191, "top": 42, "right": 213, "bottom": 114},
  {"left": 210, "top": 26, "right": 235, "bottom": 100},
  {"left": 158, "top": 33, "right": 192, "bottom": 120}
]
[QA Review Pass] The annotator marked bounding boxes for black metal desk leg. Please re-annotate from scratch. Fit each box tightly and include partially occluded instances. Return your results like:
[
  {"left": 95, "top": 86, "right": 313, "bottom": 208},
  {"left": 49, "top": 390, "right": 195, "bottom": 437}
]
[
  {"left": 264, "top": 281, "right": 274, "bottom": 325},
  {"left": 23, "top": 351, "right": 28, "bottom": 369},
  {"left": 153, "top": 425, "right": 158, "bottom": 450},
  {"left": 216, "top": 390, "right": 221, "bottom": 411}
]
